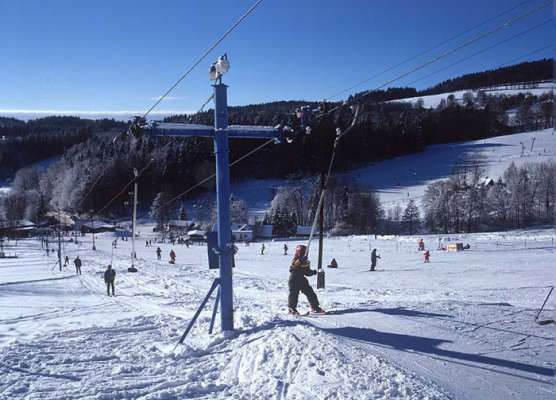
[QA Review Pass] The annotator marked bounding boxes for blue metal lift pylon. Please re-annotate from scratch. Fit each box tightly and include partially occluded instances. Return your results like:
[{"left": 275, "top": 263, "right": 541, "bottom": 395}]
[{"left": 149, "top": 78, "right": 284, "bottom": 336}]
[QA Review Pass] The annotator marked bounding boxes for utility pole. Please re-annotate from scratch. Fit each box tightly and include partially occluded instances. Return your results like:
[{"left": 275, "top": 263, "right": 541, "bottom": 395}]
[
  {"left": 90, "top": 212, "right": 96, "bottom": 251},
  {"left": 143, "top": 54, "right": 285, "bottom": 333},
  {"left": 317, "top": 171, "right": 325, "bottom": 270},
  {"left": 131, "top": 168, "right": 138, "bottom": 268},
  {"left": 57, "top": 208, "right": 62, "bottom": 271}
]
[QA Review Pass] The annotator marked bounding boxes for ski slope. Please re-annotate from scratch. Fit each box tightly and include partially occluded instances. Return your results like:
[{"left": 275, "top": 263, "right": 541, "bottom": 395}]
[
  {"left": 0, "top": 228, "right": 554, "bottom": 399},
  {"left": 226, "top": 128, "right": 555, "bottom": 215},
  {"left": 390, "top": 81, "right": 553, "bottom": 109},
  {"left": 340, "top": 128, "right": 555, "bottom": 212}
]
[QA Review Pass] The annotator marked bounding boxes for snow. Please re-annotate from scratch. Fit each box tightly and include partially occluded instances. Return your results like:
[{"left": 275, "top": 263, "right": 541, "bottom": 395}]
[
  {"left": 339, "top": 128, "right": 556, "bottom": 212},
  {"left": 391, "top": 81, "right": 553, "bottom": 109},
  {"left": 0, "top": 227, "right": 554, "bottom": 399},
  {"left": 222, "top": 129, "right": 556, "bottom": 215}
]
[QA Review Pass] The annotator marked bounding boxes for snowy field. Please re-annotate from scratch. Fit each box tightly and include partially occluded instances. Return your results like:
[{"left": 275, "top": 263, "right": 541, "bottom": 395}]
[
  {"left": 226, "top": 128, "right": 555, "bottom": 214},
  {"left": 390, "top": 81, "right": 553, "bottom": 109},
  {"left": 0, "top": 227, "right": 554, "bottom": 399}
]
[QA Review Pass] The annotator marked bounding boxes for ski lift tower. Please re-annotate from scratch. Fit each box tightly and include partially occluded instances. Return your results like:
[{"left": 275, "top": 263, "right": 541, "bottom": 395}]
[{"left": 141, "top": 55, "right": 286, "bottom": 334}]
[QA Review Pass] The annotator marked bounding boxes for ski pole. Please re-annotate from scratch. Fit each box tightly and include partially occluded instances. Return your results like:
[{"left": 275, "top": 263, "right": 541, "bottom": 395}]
[{"left": 535, "top": 286, "right": 554, "bottom": 321}]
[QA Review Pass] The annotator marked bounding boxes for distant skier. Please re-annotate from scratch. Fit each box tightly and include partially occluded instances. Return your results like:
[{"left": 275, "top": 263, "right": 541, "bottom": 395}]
[
  {"left": 74, "top": 256, "right": 82, "bottom": 275},
  {"left": 424, "top": 250, "right": 430, "bottom": 263},
  {"left": 288, "top": 245, "right": 324, "bottom": 315},
  {"left": 418, "top": 238, "right": 425, "bottom": 251},
  {"left": 104, "top": 265, "right": 116, "bottom": 296},
  {"left": 370, "top": 249, "right": 380, "bottom": 271},
  {"left": 283, "top": 243, "right": 288, "bottom": 255},
  {"left": 169, "top": 249, "right": 176, "bottom": 264},
  {"left": 63, "top": 256, "right": 70, "bottom": 269},
  {"left": 261, "top": 244, "right": 265, "bottom": 255},
  {"left": 327, "top": 258, "right": 338, "bottom": 268},
  {"left": 156, "top": 247, "right": 162, "bottom": 260}
]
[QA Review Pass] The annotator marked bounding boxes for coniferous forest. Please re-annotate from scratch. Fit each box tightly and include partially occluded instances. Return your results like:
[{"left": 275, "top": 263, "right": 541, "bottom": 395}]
[{"left": 0, "top": 59, "right": 553, "bottom": 232}]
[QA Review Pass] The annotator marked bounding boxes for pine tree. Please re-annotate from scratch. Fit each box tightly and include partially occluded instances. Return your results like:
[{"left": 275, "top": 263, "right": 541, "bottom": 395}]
[
  {"left": 178, "top": 205, "right": 187, "bottom": 221},
  {"left": 402, "top": 199, "right": 421, "bottom": 234}
]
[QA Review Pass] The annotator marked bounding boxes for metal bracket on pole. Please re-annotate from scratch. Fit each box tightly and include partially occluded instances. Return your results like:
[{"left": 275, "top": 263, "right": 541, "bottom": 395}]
[
  {"left": 174, "top": 278, "right": 220, "bottom": 350},
  {"left": 209, "top": 286, "right": 221, "bottom": 334}
]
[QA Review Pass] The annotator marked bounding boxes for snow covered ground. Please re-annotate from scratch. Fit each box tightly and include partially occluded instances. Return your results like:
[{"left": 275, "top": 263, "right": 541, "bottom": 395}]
[
  {"left": 224, "top": 128, "right": 555, "bottom": 215},
  {"left": 1, "top": 227, "right": 554, "bottom": 399},
  {"left": 339, "top": 128, "right": 555, "bottom": 212},
  {"left": 390, "top": 81, "right": 553, "bottom": 109}
]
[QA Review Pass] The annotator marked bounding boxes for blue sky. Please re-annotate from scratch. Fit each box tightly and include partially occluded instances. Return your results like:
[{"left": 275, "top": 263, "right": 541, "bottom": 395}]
[{"left": 0, "top": 0, "right": 552, "bottom": 119}]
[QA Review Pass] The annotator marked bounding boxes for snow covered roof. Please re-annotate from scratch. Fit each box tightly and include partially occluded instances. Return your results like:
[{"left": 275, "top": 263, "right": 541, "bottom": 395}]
[
  {"left": 168, "top": 220, "right": 194, "bottom": 227},
  {"left": 81, "top": 221, "right": 116, "bottom": 229},
  {"left": 187, "top": 230, "right": 206, "bottom": 237}
]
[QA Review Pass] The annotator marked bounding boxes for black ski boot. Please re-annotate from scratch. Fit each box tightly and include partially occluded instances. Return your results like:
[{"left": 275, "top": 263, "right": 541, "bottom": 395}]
[{"left": 288, "top": 307, "right": 300, "bottom": 315}]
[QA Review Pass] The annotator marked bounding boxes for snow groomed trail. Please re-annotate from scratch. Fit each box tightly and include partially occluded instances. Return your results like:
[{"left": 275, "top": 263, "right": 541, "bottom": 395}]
[{"left": 0, "top": 228, "right": 554, "bottom": 399}]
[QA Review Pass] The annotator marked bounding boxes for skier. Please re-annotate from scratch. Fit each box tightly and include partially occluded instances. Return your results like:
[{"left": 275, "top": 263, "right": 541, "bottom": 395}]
[
  {"left": 63, "top": 256, "right": 70, "bottom": 269},
  {"left": 104, "top": 265, "right": 116, "bottom": 296},
  {"left": 424, "top": 250, "right": 430, "bottom": 263},
  {"left": 74, "top": 256, "right": 82, "bottom": 275},
  {"left": 418, "top": 238, "right": 425, "bottom": 251},
  {"left": 156, "top": 247, "right": 162, "bottom": 260},
  {"left": 169, "top": 249, "right": 176, "bottom": 264},
  {"left": 370, "top": 248, "right": 380, "bottom": 271},
  {"left": 261, "top": 244, "right": 265, "bottom": 255},
  {"left": 288, "top": 245, "right": 324, "bottom": 315},
  {"left": 327, "top": 258, "right": 338, "bottom": 268},
  {"left": 283, "top": 243, "right": 288, "bottom": 256}
]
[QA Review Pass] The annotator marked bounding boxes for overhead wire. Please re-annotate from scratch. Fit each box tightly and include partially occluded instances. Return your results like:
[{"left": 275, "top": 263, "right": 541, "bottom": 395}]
[
  {"left": 197, "top": 94, "right": 215, "bottom": 113},
  {"left": 161, "top": 138, "right": 275, "bottom": 209},
  {"left": 80, "top": 0, "right": 264, "bottom": 218},
  {"left": 141, "top": 0, "right": 264, "bottom": 119},
  {"left": 93, "top": 159, "right": 154, "bottom": 216},
  {"left": 319, "top": 0, "right": 551, "bottom": 118},
  {"left": 497, "top": 44, "right": 552, "bottom": 67},
  {"left": 324, "top": 0, "right": 537, "bottom": 101},
  {"left": 405, "top": 18, "right": 551, "bottom": 86},
  {"left": 77, "top": 170, "right": 106, "bottom": 209},
  {"left": 158, "top": 1, "right": 551, "bottom": 216}
]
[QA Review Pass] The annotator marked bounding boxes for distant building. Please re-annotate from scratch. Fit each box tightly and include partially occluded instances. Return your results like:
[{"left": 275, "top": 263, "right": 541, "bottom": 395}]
[
  {"left": 167, "top": 220, "right": 195, "bottom": 232},
  {"left": 79, "top": 221, "right": 116, "bottom": 233},
  {"left": 232, "top": 224, "right": 253, "bottom": 242}
]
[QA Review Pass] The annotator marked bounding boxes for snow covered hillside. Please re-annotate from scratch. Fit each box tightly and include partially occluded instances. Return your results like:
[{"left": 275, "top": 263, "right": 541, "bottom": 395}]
[
  {"left": 391, "top": 81, "right": 553, "bottom": 109},
  {"left": 0, "top": 228, "right": 554, "bottom": 399},
  {"left": 225, "top": 128, "right": 555, "bottom": 215},
  {"left": 339, "top": 128, "right": 555, "bottom": 212}
]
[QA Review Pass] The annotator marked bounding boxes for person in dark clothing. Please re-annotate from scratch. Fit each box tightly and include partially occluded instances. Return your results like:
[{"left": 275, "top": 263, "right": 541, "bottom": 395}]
[
  {"left": 283, "top": 243, "right": 288, "bottom": 255},
  {"left": 261, "top": 244, "right": 265, "bottom": 255},
  {"left": 370, "top": 249, "right": 380, "bottom": 271},
  {"left": 327, "top": 258, "right": 338, "bottom": 268},
  {"left": 156, "top": 247, "right": 162, "bottom": 260},
  {"left": 63, "top": 256, "right": 70, "bottom": 269},
  {"left": 169, "top": 249, "right": 176, "bottom": 264},
  {"left": 74, "top": 256, "right": 82, "bottom": 275},
  {"left": 104, "top": 265, "right": 116, "bottom": 296},
  {"left": 288, "top": 245, "right": 324, "bottom": 315}
]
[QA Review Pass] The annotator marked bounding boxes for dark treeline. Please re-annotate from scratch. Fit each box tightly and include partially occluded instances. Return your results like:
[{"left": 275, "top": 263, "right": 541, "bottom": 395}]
[
  {"left": 0, "top": 116, "right": 127, "bottom": 179},
  {"left": 421, "top": 59, "right": 552, "bottom": 95},
  {"left": 0, "top": 60, "right": 552, "bottom": 222}
]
